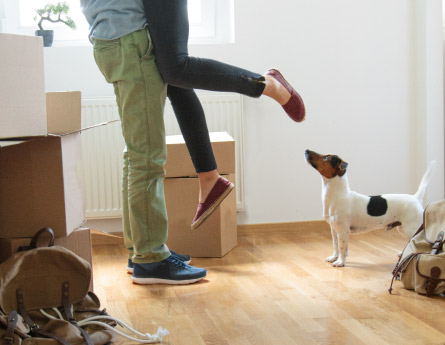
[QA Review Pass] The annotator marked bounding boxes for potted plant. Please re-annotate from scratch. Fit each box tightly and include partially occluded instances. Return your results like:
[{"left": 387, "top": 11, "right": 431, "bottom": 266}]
[{"left": 34, "top": 2, "right": 76, "bottom": 47}]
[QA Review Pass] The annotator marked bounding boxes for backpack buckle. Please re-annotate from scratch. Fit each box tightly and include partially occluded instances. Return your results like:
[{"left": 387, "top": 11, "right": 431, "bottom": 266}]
[{"left": 30, "top": 324, "right": 40, "bottom": 332}]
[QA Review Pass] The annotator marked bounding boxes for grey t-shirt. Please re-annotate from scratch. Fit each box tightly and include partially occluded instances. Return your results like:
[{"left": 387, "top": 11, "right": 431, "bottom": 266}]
[{"left": 80, "top": 0, "right": 147, "bottom": 42}]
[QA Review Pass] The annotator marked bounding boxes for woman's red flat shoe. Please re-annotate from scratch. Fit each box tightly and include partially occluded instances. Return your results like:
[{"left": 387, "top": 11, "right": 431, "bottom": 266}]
[
  {"left": 265, "top": 68, "right": 306, "bottom": 122},
  {"left": 191, "top": 176, "right": 234, "bottom": 229}
]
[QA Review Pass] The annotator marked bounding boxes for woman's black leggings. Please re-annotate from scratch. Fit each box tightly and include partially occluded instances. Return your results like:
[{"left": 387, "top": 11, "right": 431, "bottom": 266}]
[{"left": 143, "top": 0, "right": 265, "bottom": 173}]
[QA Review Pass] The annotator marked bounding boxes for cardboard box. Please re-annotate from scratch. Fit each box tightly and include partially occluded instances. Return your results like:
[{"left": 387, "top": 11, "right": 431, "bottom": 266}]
[
  {"left": 46, "top": 91, "right": 82, "bottom": 135},
  {"left": 0, "top": 33, "right": 47, "bottom": 139},
  {"left": 0, "top": 228, "right": 94, "bottom": 291},
  {"left": 0, "top": 133, "right": 85, "bottom": 238},
  {"left": 165, "top": 132, "right": 235, "bottom": 178},
  {"left": 1, "top": 89, "right": 81, "bottom": 140},
  {"left": 164, "top": 174, "right": 237, "bottom": 257}
]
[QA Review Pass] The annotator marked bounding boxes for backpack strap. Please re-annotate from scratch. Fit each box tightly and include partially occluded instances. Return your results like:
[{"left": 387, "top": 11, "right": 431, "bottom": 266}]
[
  {"left": 29, "top": 228, "right": 55, "bottom": 249},
  {"left": 61, "top": 283, "right": 94, "bottom": 345},
  {"left": 389, "top": 253, "right": 420, "bottom": 294},
  {"left": 430, "top": 231, "right": 444, "bottom": 255},
  {"left": 413, "top": 223, "right": 425, "bottom": 238},
  {"left": 18, "top": 228, "right": 55, "bottom": 252},
  {"left": 16, "top": 289, "right": 72, "bottom": 345},
  {"left": 2, "top": 310, "right": 18, "bottom": 345}
]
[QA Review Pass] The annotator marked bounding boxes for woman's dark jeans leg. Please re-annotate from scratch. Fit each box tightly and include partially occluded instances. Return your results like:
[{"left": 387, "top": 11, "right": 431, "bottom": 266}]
[
  {"left": 143, "top": 0, "right": 266, "bottom": 96},
  {"left": 144, "top": 0, "right": 265, "bottom": 173},
  {"left": 167, "top": 86, "right": 217, "bottom": 172}
]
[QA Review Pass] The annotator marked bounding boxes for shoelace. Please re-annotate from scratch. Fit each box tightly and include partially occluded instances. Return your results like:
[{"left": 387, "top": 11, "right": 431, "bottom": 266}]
[
  {"left": 167, "top": 255, "right": 188, "bottom": 268},
  {"left": 40, "top": 308, "right": 169, "bottom": 343},
  {"left": 170, "top": 250, "right": 183, "bottom": 258}
]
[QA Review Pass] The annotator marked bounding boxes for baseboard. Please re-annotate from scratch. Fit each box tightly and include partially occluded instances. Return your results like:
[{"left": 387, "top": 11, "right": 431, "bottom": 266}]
[
  {"left": 91, "top": 220, "right": 328, "bottom": 247},
  {"left": 237, "top": 220, "right": 329, "bottom": 234}
]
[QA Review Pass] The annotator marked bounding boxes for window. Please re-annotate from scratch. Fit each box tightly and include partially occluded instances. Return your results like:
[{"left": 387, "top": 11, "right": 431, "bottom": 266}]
[
  {"left": 0, "top": 0, "right": 233, "bottom": 45},
  {"left": 18, "top": 0, "right": 89, "bottom": 42}
]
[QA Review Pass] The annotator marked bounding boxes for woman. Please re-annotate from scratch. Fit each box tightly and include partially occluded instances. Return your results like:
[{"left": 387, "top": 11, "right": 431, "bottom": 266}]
[{"left": 143, "top": 0, "right": 305, "bottom": 229}]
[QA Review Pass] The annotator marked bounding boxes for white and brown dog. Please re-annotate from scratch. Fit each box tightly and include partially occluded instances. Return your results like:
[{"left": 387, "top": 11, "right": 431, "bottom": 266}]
[{"left": 305, "top": 149, "right": 435, "bottom": 267}]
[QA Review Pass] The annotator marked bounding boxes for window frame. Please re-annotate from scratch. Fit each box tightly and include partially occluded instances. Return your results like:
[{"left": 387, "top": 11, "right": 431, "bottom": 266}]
[{"left": 0, "top": 0, "right": 234, "bottom": 46}]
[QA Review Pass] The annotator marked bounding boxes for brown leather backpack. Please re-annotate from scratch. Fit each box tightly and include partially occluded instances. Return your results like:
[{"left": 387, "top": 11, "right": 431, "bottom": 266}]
[
  {"left": 390, "top": 200, "right": 445, "bottom": 297},
  {"left": 0, "top": 228, "right": 168, "bottom": 345},
  {"left": 0, "top": 228, "right": 113, "bottom": 345}
]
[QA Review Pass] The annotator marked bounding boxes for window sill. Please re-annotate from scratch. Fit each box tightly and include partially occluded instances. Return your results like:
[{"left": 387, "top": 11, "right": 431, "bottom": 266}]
[
  {"left": 46, "top": 38, "right": 234, "bottom": 48},
  {"left": 49, "top": 40, "right": 92, "bottom": 47}
]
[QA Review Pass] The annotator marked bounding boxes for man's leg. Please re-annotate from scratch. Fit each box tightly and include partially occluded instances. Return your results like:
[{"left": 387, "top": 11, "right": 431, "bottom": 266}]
[
  {"left": 93, "top": 29, "right": 169, "bottom": 263},
  {"left": 121, "top": 148, "right": 135, "bottom": 271}
]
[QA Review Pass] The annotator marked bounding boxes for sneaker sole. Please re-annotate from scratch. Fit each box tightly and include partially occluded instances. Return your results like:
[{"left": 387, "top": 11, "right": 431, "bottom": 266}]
[
  {"left": 126, "top": 258, "right": 192, "bottom": 274},
  {"left": 131, "top": 275, "right": 206, "bottom": 285},
  {"left": 191, "top": 182, "right": 234, "bottom": 229}
]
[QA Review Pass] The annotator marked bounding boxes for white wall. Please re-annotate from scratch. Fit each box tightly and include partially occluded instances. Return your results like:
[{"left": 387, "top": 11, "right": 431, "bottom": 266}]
[
  {"left": 0, "top": 0, "right": 5, "bottom": 32},
  {"left": 43, "top": 0, "right": 444, "bottom": 227}
]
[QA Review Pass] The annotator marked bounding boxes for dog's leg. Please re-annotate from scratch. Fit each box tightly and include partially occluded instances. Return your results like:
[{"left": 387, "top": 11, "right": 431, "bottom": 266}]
[
  {"left": 332, "top": 230, "right": 349, "bottom": 267},
  {"left": 326, "top": 225, "right": 339, "bottom": 263}
]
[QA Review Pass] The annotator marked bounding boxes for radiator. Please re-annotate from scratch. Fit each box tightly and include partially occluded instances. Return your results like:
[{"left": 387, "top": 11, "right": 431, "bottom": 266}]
[{"left": 81, "top": 93, "right": 245, "bottom": 219}]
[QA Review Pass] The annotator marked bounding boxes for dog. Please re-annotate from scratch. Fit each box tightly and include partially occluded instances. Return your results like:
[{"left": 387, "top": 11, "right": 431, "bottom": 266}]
[{"left": 304, "top": 149, "right": 435, "bottom": 267}]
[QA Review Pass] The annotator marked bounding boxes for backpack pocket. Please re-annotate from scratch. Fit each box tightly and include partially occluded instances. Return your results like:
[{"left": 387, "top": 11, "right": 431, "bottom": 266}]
[{"left": 414, "top": 254, "right": 445, "bottom": 296}]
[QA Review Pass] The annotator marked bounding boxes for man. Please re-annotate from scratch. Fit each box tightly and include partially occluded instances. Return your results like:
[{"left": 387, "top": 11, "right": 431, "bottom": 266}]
[{"left": 81, "top": 0, "right": 206, "bottom": 284}]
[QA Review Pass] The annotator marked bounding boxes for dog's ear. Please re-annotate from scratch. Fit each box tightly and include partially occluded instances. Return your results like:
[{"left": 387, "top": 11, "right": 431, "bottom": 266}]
[{"left": 337, "top": 161, "right": 348, "bottom": 176}]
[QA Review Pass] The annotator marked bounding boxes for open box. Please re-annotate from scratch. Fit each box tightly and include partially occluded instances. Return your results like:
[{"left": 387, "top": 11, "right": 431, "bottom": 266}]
[
  {"left": 164, "top": 132, "right": 237, "bottom": 257},
  {"left": 0, "top": 91, "right": 117, "bottom": 238},
  {"left": 0, "top": 133, "right": 85, "bottom": 238}
]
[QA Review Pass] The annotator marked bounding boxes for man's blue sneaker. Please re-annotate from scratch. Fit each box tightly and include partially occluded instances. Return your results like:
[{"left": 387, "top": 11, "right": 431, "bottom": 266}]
[
  {"left": 126, "top": 250, "right": 191, "bottom": 273},
  {"left": 131, "top": 255, "right": 206, "bottom": 285}
]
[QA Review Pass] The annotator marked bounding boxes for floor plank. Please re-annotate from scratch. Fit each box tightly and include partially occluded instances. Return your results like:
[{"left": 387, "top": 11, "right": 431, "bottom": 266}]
[{"left": 92, "top": 224, "right": 445, "bottom": 345}]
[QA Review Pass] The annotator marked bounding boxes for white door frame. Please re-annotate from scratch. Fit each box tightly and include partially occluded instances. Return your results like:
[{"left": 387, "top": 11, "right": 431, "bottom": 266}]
[{"left": 414, "top": 0, "right": 444, "bottom": 203}]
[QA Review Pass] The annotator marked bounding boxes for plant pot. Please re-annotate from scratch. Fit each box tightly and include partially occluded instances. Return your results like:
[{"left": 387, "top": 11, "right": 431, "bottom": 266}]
[{"left": 35, "top": 30, "right": 54, "bottom": 47}]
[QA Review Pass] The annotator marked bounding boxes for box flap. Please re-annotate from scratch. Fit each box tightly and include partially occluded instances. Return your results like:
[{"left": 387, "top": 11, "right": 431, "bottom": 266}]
[
  {"left": 0, "top": 120, "right": 120, "bottom": 143},
  {"left": 53, "top": 119, "right": 120, "bottom": 136},
  {"left": 0, "top": 141, "right": 25, "bottom": 148},
  {"left": 165, "top": 131, "right": 235, "bottom": 177},
  {"left": 60, "top": 133, "right": 86, "bottom": 232}
]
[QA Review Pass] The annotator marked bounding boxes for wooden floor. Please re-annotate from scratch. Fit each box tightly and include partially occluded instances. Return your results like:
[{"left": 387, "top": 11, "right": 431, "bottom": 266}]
[{"left": 92, "top": 222, "right": 445, "bottom": 345}]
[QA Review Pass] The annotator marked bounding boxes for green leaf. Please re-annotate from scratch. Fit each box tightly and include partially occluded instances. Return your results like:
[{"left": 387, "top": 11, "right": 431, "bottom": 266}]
[{"left": 33, "top": 1, "right": 76, "bottom": 30}]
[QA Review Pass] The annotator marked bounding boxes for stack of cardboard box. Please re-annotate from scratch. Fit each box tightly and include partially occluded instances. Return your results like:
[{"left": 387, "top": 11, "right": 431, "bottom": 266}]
[
  {"left": 164, "top": 132, "right": 238, "bottom": 257},
  {"left": 0, "top": 33, "right": 93, "bottom": 289}
]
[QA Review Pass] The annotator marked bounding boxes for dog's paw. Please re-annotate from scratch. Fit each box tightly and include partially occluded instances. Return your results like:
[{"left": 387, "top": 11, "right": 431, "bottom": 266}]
[
  {"left": 325, "top": 255, "right": 338, "bottom": 263},
  {"left": 331, "top": 259, "right": 345, "bottom": 267}
]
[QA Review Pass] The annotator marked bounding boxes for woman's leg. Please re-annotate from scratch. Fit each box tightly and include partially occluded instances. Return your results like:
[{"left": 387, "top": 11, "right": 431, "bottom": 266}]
[
  {"left": 167, "top": 86, "right": 219, "bottom": 202},
  {"left": 143, "top": 0, "right": 266, "bottom": 97},
  {"left": 167, "top": 86, "right": 216, "bottom": 173}
]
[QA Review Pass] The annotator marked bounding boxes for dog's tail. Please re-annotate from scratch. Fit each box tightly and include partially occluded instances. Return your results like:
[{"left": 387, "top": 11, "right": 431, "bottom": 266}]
[{"left": 414, "top": 160, "right": 436, "bottom": 202}]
